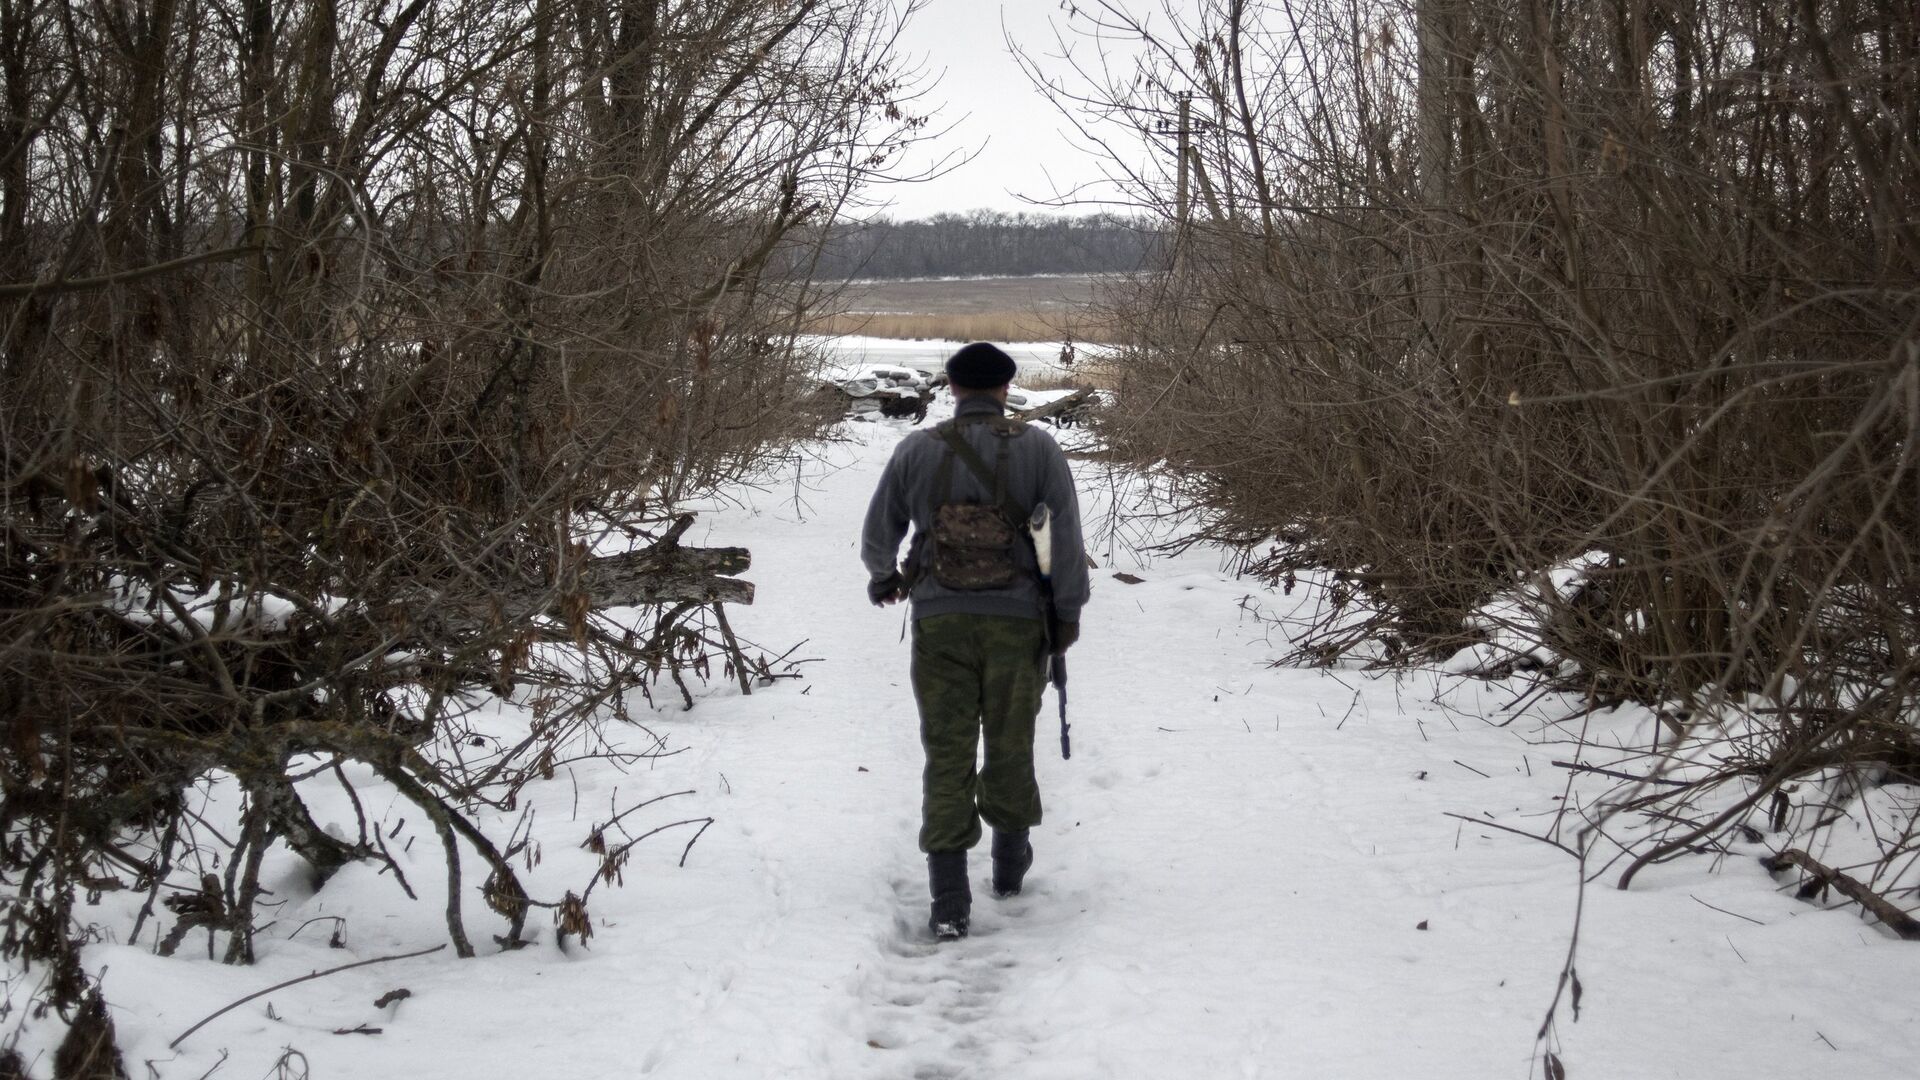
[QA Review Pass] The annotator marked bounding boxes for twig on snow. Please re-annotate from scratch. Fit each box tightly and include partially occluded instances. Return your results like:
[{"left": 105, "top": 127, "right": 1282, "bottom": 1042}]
[
  {"left": 1763, "top": 849, "right": 1920, "bottom": 940},
  {"left": 169, "top": 944, "right": 446, "bottom": 1049},
  {"left": 1442, "top": 812, "right": 1578, "bottom": 859},
  {"left": 1551, "top": 759, "right": 1692, "bottom": 787}
]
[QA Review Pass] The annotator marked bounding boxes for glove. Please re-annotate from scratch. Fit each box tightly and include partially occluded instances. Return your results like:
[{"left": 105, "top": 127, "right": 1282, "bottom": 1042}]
[
  {"left": 868, "top": 571, "right": 906, "bottom": 607},
  {"left": 1048, "top": 618, "right": 1079, "bottom": 654}
]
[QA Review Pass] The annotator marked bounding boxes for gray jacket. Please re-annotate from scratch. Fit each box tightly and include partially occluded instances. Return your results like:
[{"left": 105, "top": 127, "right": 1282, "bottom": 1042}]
[{"left": 862, "top": 396, "right": 1090, "bottom": 623}]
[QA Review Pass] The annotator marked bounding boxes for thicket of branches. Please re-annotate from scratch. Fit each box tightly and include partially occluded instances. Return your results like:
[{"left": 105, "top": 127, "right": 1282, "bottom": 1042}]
[
  {"left": 0, "top": 0, "right": 915, "bottom": 1053},
  {"left": 1061, "top": 0, "right": 1918, "bottom": 888}
]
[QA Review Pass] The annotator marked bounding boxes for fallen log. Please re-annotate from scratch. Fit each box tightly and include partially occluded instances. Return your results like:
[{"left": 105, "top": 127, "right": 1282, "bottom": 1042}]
[
  {"left": 409, "top": 514, "right": 753, "bottom": 640},
  {"left": 574, "top": 512, "right": 751, "bottom": 605},
  {"left": 571, "top": 546, "right": 753, "bottom": 606},
  {"left": 1762, "top": 848, "right": 1920, "bottom": 940},
  {"left": 1012, "top": 387, "right": 1095, "bottom": 425}
]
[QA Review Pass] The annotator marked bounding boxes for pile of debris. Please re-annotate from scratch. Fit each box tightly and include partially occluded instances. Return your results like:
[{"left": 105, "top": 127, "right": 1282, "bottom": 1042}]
[
  {"left": 818, "top": 364, "right": 1107, "bottom": 429},
  {"left": 823, "top": 364, "right": 943, "bottom": 421}
]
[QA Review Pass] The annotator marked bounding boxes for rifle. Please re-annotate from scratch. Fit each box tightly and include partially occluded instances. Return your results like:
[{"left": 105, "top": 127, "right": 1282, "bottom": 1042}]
[{"left": 1027, "top": 504, "right": 1070, "bottom": 760}]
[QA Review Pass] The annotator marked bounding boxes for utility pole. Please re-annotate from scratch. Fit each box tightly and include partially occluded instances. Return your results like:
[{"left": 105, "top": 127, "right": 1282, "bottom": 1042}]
[
  {"left": 1173, "top": 91, "right": 1192, "bottom": 275},
  {"left": 1417, "top": 1, "right": 1454, "bottom": 209},
  {"left": 1175, "top": 91, "right": 1192, "bottom": 230}
]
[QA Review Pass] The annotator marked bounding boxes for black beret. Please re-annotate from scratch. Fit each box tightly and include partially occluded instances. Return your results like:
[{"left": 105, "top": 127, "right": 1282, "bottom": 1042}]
[{"left": 944, "top": 342, "right": 1017, "bottom": 389}]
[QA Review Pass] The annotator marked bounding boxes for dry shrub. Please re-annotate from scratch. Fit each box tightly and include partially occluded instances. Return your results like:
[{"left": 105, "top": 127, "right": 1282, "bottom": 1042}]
[
  {"left": 1066, "top": 0, "right": 1919, "bottom": 881},
  {"left": 0, "top": 0, "right": 918, "bottom": 1025}
]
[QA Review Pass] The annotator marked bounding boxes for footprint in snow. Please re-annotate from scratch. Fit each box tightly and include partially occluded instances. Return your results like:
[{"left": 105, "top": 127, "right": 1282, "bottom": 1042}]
[{"left": 853, "top": 871, "right": 1047, "bottom": 1074}]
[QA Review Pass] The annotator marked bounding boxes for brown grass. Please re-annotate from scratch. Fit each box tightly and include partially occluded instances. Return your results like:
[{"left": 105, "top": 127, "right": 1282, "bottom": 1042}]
[{"left": 808, "top": 308, "right": 1121, "bottom": 344}]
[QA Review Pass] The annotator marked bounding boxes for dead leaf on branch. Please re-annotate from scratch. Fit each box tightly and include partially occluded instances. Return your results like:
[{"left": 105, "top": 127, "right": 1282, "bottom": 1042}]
[{"left": 556, "top": 892, "right": 593, "bottom": 946}]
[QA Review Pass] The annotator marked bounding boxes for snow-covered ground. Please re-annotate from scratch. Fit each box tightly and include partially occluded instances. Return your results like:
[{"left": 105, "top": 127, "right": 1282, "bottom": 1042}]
[{"left": 37, "top": 369, "right": 1919, "bottom": 1079}]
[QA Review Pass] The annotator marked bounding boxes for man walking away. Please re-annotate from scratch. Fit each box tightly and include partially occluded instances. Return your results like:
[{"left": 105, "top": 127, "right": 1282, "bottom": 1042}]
[{"left": 862, "top": 342, "right": 1090, "bottom": 940}]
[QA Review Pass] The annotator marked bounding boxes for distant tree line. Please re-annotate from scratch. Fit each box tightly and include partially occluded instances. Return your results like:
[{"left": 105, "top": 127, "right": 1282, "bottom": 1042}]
[{"left": 809, "top": 211, "right": 1164, "bottom": 278}]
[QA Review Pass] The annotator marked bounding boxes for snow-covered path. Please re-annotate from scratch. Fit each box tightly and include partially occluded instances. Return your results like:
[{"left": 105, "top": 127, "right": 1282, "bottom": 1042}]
[{"left": 90, "top": 399, "right": 1917, "bottom": 1080}]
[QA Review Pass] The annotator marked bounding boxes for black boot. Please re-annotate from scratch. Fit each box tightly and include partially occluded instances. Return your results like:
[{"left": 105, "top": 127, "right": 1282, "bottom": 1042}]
[
  {"left": 990, "top": 829, "right": 1032, "bottom": 898},
  {"left": 927, "top": 851, "right": 971, "bottom": 940}
]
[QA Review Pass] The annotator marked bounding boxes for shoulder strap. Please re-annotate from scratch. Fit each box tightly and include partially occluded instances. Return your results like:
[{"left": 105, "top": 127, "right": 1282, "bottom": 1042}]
[
  {"left": 934, "top": 420, "right": 957, "bottom": 508},
  {"left": 936, "top": 418, "right": 1025, "bottom": 526}
]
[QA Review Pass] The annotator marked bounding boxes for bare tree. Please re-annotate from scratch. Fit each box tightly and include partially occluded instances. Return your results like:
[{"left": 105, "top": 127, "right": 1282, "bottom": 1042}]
[{"left": 0, "top": 0, "right": 923, "bottom": 1053}]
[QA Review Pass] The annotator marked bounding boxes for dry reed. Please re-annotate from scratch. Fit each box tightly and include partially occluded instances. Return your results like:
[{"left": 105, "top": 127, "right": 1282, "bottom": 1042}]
[{"left": 808, "top": 308, "right": 1121, "bottom": 344}]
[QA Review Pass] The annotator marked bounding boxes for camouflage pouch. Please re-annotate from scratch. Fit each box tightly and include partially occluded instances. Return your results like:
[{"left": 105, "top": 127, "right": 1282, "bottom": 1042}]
[{"left": 928, "top": 503, "right": 1021, "bottom": 590}]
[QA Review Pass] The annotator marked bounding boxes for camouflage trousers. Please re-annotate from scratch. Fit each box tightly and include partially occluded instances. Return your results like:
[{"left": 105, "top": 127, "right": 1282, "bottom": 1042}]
[{"left": 911, "top": 613, "right": 1048, "bottom": 853}]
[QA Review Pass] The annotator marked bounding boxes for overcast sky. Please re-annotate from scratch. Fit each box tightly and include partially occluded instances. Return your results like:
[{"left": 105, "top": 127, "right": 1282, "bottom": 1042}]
[{"left": 870, "top": 1, "right": 1146, "bottom": 220}]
